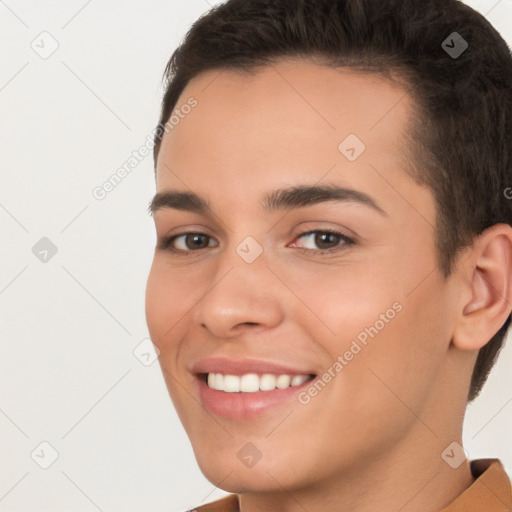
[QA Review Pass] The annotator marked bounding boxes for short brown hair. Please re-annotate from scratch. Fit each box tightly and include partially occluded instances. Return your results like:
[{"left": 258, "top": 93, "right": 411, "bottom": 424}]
[{"left": 153, "top": 0, "right": 512, "bottom": 402}]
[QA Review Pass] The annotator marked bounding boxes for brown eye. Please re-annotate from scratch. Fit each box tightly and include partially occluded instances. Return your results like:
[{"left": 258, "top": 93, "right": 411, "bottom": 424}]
[
  {"left": 182, "top": 234, "right": 211, "bottom": 250},
  {"left": 160, "top": 232, "right": 217, "bottom": 253},
  {"left": 291, "top": 230, "right": 355, "bottom": 254}
]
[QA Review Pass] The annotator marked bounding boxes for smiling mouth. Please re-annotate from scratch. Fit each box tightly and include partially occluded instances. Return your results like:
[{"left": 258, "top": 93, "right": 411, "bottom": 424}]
[{"left": 200, "top": 372, "right": 316, "bottom": 393}]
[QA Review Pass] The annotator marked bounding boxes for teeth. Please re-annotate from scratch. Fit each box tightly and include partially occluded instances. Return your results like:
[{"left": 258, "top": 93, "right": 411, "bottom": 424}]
[
  {"left": 206, "top": 372, "right": 312, "bottom": 392},
  {"left": 276, "top": 374, "right": 291, "bottom": 389},
  {"left": 240, "top": 373, "right": 260, "bottom": 392},
  {"left": 214, "top": 373, "right": 223, "bottom": 390},
  {"left": 259, "top": 374, "right": 276, "bottom": 391},
  {"left": 290, "top": 374, "right": 309, "bottom": 386},
  {"left": 223, "top": 374, "right": 240, "bottom": 392}
]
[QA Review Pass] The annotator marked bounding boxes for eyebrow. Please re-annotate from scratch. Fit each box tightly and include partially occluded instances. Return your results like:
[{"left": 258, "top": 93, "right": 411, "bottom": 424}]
[{"left": 148, "top": 184, "right": 387, "bottom": 217}]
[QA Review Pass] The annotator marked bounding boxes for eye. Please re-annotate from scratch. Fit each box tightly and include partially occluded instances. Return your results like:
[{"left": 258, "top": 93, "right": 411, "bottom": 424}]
[
  {"left": 159, "top": 232, "right": 217, "bottom": 254},
  {"left": 159, "top": 229, "right": 354, "bottom": 256},
  {"left": 289, "top": 229, "right": 355, "bottom": 254}
]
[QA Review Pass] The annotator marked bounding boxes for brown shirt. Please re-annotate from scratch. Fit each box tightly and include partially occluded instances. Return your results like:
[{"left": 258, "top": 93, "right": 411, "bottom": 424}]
[{"left": 192, "top": 459, "right": 512, "bottom": 512}]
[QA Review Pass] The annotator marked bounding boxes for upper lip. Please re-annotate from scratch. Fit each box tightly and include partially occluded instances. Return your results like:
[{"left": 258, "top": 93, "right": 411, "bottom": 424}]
[{"left": 191, "top": 357, "right": 316, "bottom": 376}]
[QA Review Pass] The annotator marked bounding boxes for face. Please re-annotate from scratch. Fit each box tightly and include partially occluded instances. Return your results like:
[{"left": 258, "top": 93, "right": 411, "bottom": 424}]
[{"left": 146, "top": 59, "right": 462, "bottom": 493}]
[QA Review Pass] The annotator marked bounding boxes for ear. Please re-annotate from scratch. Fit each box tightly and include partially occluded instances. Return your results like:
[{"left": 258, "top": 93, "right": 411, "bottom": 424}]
[{"left": 452, "top": 224, "right": 512, "bottom": 351}]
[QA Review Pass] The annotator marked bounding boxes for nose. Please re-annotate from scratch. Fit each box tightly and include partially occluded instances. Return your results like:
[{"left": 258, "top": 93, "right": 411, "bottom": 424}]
[{"left": 191, "top": 251, "right": 285, "bottom": 339}]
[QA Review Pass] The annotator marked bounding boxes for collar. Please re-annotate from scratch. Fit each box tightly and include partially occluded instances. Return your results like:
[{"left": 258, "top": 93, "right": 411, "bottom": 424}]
[{"left": 442, "top": 458, "right": 512, "bottom": 511}]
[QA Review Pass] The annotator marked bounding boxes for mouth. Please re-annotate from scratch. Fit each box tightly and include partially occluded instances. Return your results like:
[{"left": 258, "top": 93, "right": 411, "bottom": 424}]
[
  {"left": 195, "top": 371, "right": 317, "bottom": 419},
  {"left": 200, "top": 372, "right": 316, "bottom": 392}
]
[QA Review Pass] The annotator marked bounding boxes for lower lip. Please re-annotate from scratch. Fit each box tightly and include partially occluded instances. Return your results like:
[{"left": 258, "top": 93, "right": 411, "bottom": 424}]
[{"left": 197, "top": 376, "right": 315, "bottom": 419}]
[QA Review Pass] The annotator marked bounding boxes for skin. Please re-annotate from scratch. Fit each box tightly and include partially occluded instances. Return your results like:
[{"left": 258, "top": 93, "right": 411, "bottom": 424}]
[{"left": 145, "top": 58, "right": 512, "bottom": 512}]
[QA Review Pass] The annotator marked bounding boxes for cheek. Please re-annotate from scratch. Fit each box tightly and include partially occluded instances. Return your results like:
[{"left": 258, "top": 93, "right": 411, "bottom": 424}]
[
  {"left": 145, "top": 260, "right": 183, "bottom": 340},
  {"left": 145, "top": 263, "right": 163, "bottom": 332},
  {"left": 145, "top": 262, "right": 196, "bottom": 414},
  {"left": 293, "top": 250, "right": 449, "bottom": 410},
  {"left": 338, "top": 276, "right": 451, "bottom": 423},
  {"left": 283, "top": 260, "right": 396, "bottom": 340}
]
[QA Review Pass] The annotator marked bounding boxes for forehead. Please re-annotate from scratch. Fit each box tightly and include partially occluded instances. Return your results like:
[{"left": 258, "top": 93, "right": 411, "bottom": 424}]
[{"left": 155, "top": 58, "right": 421, "bottom": 214}]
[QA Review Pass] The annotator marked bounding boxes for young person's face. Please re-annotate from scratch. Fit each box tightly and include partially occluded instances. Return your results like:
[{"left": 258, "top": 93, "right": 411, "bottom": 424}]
[{"left": 146, "top": 59, "right": 470, "bottom": 492}]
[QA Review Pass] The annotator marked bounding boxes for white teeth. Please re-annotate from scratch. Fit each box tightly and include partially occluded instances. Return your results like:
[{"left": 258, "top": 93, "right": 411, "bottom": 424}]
[
  {"left": 240, "top": 373, "right": 260, "bottom": 392},
  {"left": 206, "top": 372, "right": 312, "bottom": 392},
  {"left": 290, "top": 374, "right": 309, "bottom": 386},
  {"left": 276, "top": 374, "right": 291, "bottom": 389},
  {"left": 259, "top": 373, "right": 276, "bottom": 391},
  {"left": 223, "top": 374, "right": 240, "bottom": 392},
  {"left": 214, "top": 373, "right": 224, "bottom": 391}
]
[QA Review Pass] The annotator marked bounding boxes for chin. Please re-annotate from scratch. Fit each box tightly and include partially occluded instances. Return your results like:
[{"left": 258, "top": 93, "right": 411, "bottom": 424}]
[
  {"left": 198, "top": 464, "right": 284, "bottom": 494},
  {"left": 194, "top": 447, "right": 313, "bottom": 494}
]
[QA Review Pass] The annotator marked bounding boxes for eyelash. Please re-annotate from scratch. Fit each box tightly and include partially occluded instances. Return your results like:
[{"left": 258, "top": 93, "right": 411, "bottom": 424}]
[{"left": 158, "top": 229, "right": 355, "bottom": 256}]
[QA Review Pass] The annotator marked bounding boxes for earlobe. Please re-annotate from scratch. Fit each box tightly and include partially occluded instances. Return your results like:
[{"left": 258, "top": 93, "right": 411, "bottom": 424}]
[{"left": 453, "top": 225, "right": 512, "bottom": 352}]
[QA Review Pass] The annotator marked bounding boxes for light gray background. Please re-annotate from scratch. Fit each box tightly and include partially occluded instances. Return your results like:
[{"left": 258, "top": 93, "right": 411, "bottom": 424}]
[{"left": 0, "top": 1, "right": 511, "bottom": 511}]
